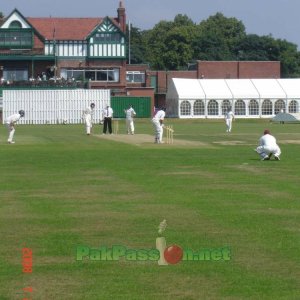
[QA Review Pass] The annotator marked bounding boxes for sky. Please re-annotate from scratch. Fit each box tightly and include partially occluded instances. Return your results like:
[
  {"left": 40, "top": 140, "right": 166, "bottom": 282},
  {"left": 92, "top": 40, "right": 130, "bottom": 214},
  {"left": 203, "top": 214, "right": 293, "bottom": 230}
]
[{"left": 1, "top": 0, "right": 300, "bottom": 49}]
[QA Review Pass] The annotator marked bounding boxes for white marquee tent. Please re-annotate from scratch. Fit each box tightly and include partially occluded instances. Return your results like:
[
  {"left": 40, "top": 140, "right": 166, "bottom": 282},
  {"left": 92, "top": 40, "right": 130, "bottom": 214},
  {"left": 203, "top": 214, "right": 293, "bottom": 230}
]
[{"left": 166, "top": 78, "right": 300, "bottom": 118}]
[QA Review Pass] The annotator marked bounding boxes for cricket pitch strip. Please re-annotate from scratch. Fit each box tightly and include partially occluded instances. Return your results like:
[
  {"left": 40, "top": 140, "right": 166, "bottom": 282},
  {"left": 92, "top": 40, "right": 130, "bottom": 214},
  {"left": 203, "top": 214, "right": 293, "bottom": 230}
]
[{"left": 95, "top": 133, "right": 209, "bottom": 147}]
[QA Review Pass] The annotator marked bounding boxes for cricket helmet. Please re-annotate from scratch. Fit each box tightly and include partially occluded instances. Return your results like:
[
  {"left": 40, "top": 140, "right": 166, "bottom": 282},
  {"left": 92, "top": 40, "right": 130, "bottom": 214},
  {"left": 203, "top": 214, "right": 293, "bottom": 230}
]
[{"left": 19, "top": 110, "right": 25, "bottom": 117}]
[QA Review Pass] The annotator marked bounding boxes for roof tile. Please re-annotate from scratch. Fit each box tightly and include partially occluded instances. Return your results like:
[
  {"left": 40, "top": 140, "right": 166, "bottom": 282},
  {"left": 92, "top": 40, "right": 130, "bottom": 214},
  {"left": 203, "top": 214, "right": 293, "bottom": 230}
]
[{"left": 28, "top": 17, "right": 103, "bottom": 40}]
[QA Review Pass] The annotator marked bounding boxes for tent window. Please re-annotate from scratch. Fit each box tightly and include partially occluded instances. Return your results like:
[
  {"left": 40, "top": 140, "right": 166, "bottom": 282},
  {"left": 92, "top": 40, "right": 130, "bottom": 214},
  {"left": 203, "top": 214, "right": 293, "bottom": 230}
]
[
  {"left": 194, "top": 100, "right": 205, "bottom": 115},
  {"left": 180, "top": 101, "right": 191, "bottom": 116},
  {"left": 249, "top": 99, "right": 259, "bottom": 115},
  {"left": 288, "top": 100, "right": 298, "bottom": 113},
  {"left": 235, "top": 100, "right": 246, "bottom": 115},
  {"left": 262, "top": 99, "right": 272, "bottom": 115},
  {"left": 207, "top": 100, "right": 218, "bottom": 115},
  {"left": 221, "top": 100, "right": 231, "bottom": 115},
  {"left": 274, "top": 99, "right": 285, "bottom": 114}
]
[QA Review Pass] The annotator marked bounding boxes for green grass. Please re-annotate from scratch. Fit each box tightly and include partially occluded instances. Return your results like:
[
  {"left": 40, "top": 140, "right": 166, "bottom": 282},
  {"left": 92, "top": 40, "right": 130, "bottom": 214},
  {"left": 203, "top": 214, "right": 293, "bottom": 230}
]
[{"left": 1, "top": 119, "right": 300, "bottom": 299}]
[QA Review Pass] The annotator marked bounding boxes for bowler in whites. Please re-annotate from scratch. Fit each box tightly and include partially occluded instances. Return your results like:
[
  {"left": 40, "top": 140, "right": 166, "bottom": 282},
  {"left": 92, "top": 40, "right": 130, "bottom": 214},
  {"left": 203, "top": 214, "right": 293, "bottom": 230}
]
[
  {"left": 82, "top": 103, "right": 95, "bottom": 135},
  {"left": 5, "top": 110, "right": 25, "bottom": 144},
  {"left": 124, "top": 105, "right": 136, "bottom": 134},
  {"left": 255, "top": 129, "right": 281, "bottom": 161},
  {"left": 152, "top": 107, "right": 166, "bottom": 144},
  {"left": 225, "top": 107, "right": 235, "bottom": 132}
]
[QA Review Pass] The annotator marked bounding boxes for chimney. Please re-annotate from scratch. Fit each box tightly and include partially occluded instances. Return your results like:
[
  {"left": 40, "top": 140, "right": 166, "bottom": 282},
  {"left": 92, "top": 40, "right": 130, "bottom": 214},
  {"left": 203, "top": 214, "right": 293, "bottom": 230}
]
[
  {"left": 117, "top": 0, "right": 126, "bottom": 32},
  {"left": 0, "top": 13, "right": 4, "bottom": 26}
]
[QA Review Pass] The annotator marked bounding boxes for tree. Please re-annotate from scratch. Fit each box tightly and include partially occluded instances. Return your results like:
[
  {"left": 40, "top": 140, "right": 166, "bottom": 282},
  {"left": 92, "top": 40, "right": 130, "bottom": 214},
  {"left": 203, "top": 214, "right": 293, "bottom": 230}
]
[
  {"left": 143, "top": 15, "right": 197, "bottom": 70},
  {"left": 126, "top": 24, "right": 146, "bottom": 64},
  {"left": 276, "top": 39, "right": 300, "bottom": 77},
  {"left": 193, "top": 13, "right": 246, "bottom": 61},
  {"left": 234, "top": 34, "right": 280, "bottom": 61},
  {"left": 130, "top": 11, "right": 300, "bottom": 76}
]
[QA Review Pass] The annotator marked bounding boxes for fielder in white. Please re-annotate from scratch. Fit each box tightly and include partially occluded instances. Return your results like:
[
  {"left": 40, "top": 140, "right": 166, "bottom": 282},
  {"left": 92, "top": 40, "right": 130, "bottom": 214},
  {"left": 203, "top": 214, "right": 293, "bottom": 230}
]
[
  {"left": 124, "top": 105, "right": 136, "bottom": 134},
  {"left": 152, "top": 107, "right": 166, "bottom": 143},
  {"left": 5, "top": 110, "right": 25, "bottom": 144},
  {"left": 255, "top": 129, "right": 281, "bottom": 161},
  {"left": 225, "top": 107, "right": 235, "bottom": 132},
  {"left": 82, "top": 103, "right": 95, "bottom": 135}
]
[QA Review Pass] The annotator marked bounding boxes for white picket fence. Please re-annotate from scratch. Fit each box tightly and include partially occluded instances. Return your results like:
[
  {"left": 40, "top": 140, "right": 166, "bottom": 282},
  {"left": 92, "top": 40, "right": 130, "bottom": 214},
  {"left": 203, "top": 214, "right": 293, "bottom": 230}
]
[{"left": 2, "top": 89, "right": 110, "bottom": 124}]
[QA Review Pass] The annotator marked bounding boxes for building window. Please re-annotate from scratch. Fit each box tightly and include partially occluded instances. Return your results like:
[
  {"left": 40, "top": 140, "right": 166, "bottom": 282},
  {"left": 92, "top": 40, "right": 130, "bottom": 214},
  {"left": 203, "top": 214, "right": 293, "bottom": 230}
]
[
  {"left": 193, "top": 100, "right": 205, "bottom": 115},
  {"left": 93, "top": 33, "right": 121, "bottom": 43},
  {"left": 3, "top": 69, "right": 28, "bottom": 81},
  {"left": 288, "top": 100, "right": 298, "bottom": 113},
  {"left": 0, "top": 30, "right": 32, "bottom": 48},
  {"left": 126, "top": 71, "right": 145, "bottom": 83},
  {"left": 180, "top": 100, "right": 191, "bottom": 116},
  {"left": 261, "top": 99, "right": 273, "bottom": 115},
  {"left": 9, "top": 21, "right": 22, "bottom": 29},
  {"left": 249, "top": 99, "right": 259, "bottom": 115},
  {"left": 274, "top": 99, "right": 285, "bottom": 114},
  {"left": 221, "top": 100, "right": 231, "bottom": 115},
  {"left": 60, "top": 68, "right": 119, "bottom": 82},
  {"left": 207, "top": 100, "right": 218, "bottom": 116},
  {"left": 235, "top": 99, "right": 246, "bottom": 115}
]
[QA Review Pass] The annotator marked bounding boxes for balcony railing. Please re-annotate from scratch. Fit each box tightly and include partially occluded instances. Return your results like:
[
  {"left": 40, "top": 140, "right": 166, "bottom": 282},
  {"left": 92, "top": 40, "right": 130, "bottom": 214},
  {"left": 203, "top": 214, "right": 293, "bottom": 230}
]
[{"left": 0, "top": 80, "right": 88, "bottom": 96}]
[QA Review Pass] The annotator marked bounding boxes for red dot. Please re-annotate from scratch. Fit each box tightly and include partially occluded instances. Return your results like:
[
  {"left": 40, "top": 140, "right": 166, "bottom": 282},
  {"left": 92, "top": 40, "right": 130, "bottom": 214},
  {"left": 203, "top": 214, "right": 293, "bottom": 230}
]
[{"left": 164, "top": 245, "right": 183, "bottom": 264}]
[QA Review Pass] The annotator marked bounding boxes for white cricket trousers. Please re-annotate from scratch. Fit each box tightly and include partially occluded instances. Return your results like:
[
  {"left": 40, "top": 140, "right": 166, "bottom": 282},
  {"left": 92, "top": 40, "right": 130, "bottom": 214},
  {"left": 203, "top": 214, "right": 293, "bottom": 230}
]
[
  {"left": 6, "top": 124, "right": 15, "bottom": 142},
  {"left": 84, "top": 115, "right": 92, "bottom": 134},
  {"left": 226, "top": 119, "right": 232, "bottom": 132},
  {"left": 256, "top": 145, "right": 281, "bottom": 159},
  {"left": 152, "top": 119, "right": 163, "bottom": 143},
  {"left": 126, "top": 118, "right": 134, "bottom": 134}
]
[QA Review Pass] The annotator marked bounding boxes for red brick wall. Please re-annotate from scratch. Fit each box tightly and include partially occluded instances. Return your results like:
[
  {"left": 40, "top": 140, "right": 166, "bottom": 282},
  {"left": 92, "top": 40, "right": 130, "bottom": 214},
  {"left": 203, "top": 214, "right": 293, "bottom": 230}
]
[
  {"left": 33, "top": 34, "right": 44, "bottom": 51},
  {"left": 238, "top": 61, "right": 280, "bottom": 78},
  {"left": 197, "top": 61, "right": 238, "bottom": 79},
  {"left": 197, "top": 61, "right": 280, "bottom": 79},
  {"left": 146, "top": 70, "right": 197, "bottom": 93}
]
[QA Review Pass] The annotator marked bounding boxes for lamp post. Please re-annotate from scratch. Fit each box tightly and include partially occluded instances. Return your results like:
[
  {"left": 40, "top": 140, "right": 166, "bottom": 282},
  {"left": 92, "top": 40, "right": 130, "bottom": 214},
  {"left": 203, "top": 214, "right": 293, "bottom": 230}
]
[
  {"left": 52, "top": 26, "right": 57, "bottom": 82},
  {"left": 54, "top": 41, "right": 57, "bottom": 82}
]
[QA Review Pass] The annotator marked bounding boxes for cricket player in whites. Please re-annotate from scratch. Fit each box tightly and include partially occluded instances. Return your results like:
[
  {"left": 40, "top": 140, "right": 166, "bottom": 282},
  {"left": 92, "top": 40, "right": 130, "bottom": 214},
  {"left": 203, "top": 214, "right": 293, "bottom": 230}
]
[
  {"left": 255, "top": 129, "right": 281, "bottom": 161},
  {"left": 225, "top": 107, "right": 235, "bottom": 132},
  {"left": 124, "top": 105, "right": 136, "bottom": 134},
  {"left": 152, "top": 107, "right": 166, "bottom": 143},
  {"left": 5, "top": 110, "right": 25, "bottom": 144},
  {"left": 82, "top": 103, "right": 95, "bottom": 135}
]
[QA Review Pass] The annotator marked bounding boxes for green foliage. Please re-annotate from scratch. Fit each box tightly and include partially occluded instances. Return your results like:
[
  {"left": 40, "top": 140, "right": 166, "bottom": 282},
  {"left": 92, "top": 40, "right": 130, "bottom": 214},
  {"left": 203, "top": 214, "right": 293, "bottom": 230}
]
[
  {"left": 234, "top": 34, "right": 280, "bottom": 61},
  {"left": 143, "top": 16, "right": 197, "bottom": 70},
  {"left": 276, "top": 39, "right": 300, "bottom": 77},
  {"left": 128, "top": 12, "right": 300, "bottom": 76},
  {"left": 194, "top": 13, "right": 246, "bottom": 61},
  {"left": 126, "top": 25, "right": 146, "bottom": 64}
]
